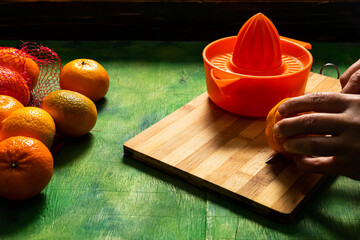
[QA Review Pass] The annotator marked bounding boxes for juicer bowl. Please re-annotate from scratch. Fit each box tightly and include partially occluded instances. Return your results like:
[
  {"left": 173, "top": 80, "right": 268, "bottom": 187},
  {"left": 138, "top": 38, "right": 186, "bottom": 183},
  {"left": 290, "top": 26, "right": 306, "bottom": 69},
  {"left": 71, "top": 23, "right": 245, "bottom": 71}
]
[{"left": 203, "top": 36, "right": 313, "bottom": 117}]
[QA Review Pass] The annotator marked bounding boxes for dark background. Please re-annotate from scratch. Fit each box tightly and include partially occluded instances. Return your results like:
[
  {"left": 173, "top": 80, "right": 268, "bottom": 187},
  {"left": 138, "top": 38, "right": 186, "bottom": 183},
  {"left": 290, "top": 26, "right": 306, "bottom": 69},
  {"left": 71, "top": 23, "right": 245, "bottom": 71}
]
[{"left": 1, "top": 0, "right": 360, "bottom": 42}]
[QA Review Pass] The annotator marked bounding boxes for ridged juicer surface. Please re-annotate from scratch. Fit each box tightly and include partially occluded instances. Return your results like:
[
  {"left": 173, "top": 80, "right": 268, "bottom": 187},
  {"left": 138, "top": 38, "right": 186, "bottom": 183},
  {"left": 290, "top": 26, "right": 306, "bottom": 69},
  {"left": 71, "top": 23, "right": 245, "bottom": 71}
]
[{"left": 211, "top": 53, "right": 302, "bottom": 76}]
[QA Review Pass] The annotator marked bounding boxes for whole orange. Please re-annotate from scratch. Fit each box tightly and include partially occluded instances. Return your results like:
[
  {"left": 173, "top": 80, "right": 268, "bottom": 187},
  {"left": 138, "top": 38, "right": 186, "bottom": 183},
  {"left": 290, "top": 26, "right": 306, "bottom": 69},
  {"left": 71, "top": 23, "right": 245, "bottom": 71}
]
[
  {"left": 60, "top": 59, "right": 109, "bottom": 102},
  {"left": 0, "top": 47, "right": 40, "bottom": 88},
  {"left": 0, "top": 136, "right": 53, "bottom": 201},
  {"left": 0, "top": 95, "right": 24, "bottom": 122},
  {"left": 0, "top": 66, "right": 31, "bottom": 106},
  {"left": 265, "top": 98, "right": 290, "bottom": 155},
  {"left": 0, "top": 107, "right": 56, "bottom": 148},
  {"left": 41, "top": 90, "right": 97, "bottom": 137}
]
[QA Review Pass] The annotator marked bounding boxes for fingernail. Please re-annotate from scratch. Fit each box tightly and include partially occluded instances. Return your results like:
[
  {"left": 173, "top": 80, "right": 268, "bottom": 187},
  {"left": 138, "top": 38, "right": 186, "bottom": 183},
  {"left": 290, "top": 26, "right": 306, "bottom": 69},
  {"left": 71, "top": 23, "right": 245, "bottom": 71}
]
[
  {"left": 273, "top": 124, "right": 282, "bottom": 137},
  {"left": 278, "top": 104, "right": 285, "bottom": 115},
  {"left": 284, "top": 141, "right": 295, "bottom": 153},
  {"left": 283, "top": 141, "right": 289, "bottom": 151}
]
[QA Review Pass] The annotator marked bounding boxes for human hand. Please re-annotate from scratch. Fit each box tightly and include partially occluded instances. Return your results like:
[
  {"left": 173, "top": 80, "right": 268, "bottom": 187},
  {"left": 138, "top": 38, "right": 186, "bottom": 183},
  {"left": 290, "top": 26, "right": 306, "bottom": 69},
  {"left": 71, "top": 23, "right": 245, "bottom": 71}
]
[
  {"left": 274, "top": 92, "right": 360, "bottom": 180},
  {"left": 340, "top": 59, "right": 360, "bottom": 93}
]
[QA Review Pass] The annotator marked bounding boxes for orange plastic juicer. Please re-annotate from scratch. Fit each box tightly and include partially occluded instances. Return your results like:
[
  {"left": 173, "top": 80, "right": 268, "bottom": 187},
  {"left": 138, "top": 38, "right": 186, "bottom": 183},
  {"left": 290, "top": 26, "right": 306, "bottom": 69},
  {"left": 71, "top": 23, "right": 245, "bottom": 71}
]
[{"left": 202, "top": 13, "right": 313, "bottom": 117}]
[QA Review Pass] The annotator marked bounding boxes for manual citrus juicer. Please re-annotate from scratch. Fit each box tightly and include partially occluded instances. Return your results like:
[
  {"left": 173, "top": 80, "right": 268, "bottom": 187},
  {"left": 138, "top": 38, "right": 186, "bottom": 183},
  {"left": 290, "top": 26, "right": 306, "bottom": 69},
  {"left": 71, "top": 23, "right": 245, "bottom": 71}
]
[{"left": 203, "top": 13, "right": 313, "bottom": 117}]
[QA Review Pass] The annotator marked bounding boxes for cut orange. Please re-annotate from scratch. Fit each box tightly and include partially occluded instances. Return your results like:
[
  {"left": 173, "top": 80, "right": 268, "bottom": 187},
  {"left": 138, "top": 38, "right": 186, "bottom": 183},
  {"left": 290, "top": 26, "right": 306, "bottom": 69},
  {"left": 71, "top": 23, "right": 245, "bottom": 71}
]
[{"left": 265, "top": 98, "right": 290, "bottom": 155}]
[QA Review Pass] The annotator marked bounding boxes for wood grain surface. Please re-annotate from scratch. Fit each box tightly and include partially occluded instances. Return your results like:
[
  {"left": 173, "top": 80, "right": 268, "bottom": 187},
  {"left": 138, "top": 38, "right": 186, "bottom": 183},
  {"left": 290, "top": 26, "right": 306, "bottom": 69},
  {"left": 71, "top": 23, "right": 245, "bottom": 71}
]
[
  {"left": 1, "top": 40, "right": 360, "bottom": 239},
  {"left": 124, "top": 72, "right": 339, "bottom": 222}
]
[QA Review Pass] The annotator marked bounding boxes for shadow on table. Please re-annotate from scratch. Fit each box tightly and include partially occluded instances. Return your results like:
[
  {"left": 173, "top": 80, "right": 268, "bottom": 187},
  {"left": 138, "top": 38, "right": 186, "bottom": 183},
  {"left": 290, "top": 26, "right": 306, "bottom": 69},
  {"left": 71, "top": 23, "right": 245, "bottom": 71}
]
[
  {"left": 299, "top": 176, "right": 360, "bottom": 239},
  {"left": 122, "top": 155, "right": 208, "bottom": 201},
  {"left": 52, "top": 133, "right": 94, "bottom": 168},
  {"left": 95, "top": 97, "right": 107, "bottom": 113},
  {"left": 0, "top": 194, "right": 46, "bottom": 236},
  {"left": 123, "top": 155, "right": 360, "bottom": 235}
]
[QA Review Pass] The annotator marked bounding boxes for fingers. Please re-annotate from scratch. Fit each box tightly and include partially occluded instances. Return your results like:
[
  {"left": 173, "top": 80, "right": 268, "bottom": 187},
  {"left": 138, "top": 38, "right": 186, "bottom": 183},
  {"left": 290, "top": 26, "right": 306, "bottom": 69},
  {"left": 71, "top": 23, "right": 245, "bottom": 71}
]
[
  {"left": 284, "top": 136, "right": 344, "bottom": 156},
  {"left": 278, "top": 92, "right": 349, "bottom": 117},
  {"left": 340, "top": 59, "right": 360, "bottom": 89},
  {"left": 341, "top": 69, "right": 360, "bottom": 94},
  {"left": 292, "top": 155, "right": 338, "bottom": 175},
  {"left": 292, "top": 155, "right": 360, "bottom": 180},
  {"left": 275, "top": 112, "right": 344, "bottom": 137}
]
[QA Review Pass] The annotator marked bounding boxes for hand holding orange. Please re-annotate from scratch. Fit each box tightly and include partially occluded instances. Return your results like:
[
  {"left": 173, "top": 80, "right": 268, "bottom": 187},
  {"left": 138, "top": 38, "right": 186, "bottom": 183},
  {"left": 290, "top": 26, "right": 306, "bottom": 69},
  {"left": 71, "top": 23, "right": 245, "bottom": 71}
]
[
  {"left": 60, "top": 59, "right": 109, "bottom": 102},
  {"left": 265, "top": 98, "right": 314, "bottom": 157}
]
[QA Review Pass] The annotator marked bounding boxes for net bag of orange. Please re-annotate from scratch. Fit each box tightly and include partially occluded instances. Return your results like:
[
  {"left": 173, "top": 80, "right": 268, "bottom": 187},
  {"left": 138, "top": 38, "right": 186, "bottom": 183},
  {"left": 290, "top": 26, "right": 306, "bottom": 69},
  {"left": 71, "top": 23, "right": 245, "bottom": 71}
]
[{"left": 0, "top": 42, "right": 61, "bottom": 107}]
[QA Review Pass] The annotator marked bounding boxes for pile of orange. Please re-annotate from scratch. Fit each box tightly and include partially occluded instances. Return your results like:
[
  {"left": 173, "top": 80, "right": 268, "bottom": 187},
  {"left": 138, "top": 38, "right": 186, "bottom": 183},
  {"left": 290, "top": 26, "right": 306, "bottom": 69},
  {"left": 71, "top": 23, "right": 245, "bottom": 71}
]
[
  {"left": 43, "top": 58, "right": 108, "bottom": 138},
  {"left": 0, "top": 95, "right": 56, "bottom": 201},
  {"left": 0, "top": 53, "right": 109, "bottom": 201}
]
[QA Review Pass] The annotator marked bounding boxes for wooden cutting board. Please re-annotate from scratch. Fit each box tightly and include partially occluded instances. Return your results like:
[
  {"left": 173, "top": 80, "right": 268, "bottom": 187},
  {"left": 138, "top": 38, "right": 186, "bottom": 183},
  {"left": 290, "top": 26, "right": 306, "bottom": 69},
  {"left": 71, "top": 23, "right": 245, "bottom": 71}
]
[{"left": 123, "top": 72, "right": 341, "bottom": 222}]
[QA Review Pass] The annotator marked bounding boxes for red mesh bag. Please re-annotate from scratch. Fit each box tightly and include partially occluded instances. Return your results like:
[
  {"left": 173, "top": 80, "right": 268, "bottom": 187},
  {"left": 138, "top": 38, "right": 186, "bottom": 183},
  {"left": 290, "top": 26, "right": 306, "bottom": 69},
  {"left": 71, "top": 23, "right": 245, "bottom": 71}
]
[
  {"left": 0, "top": 66, "right": 30, "bottom": 105},
  {"left": 0, "top": 42, "right": 61, "bottom": 107}
]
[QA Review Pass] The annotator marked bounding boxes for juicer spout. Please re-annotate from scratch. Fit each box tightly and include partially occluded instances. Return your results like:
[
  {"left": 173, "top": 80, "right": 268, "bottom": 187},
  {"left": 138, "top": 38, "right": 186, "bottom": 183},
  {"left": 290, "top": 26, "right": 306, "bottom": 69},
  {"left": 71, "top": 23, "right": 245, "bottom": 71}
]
[{"left": 231, "top": 13, "right": 284, "bottom": 76}]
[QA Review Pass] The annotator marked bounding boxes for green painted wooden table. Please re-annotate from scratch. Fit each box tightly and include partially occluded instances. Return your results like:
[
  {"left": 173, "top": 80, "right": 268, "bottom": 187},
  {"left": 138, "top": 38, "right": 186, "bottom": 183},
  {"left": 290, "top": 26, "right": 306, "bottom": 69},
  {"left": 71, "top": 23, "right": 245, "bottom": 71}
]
[{"left": 1, "top": 40, "right": 360, "bottom": 239}]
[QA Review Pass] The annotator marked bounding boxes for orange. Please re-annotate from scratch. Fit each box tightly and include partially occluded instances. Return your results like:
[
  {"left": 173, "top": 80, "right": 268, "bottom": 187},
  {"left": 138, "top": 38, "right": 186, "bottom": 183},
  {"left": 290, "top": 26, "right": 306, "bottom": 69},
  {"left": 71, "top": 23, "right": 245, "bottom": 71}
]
[
  {"left": 0, "top": 66, "right": 31, "bottom": 106},
  {"left": 0, "top": 107, "right": 56, "bottom": 148},
  {"left": 41, "top": 90, "right": 97, "bottom": 137},
  {"left": 0, "top": 95, "right": 24, "bottom": 122},
  {"left": 0, "top": 47, "right": 40, "bottom": 88},
  {"left": 0, "top": 136, "right": 53, "bottom": 201},
  {"left": 265, "top": 98, "right": 290, "bottom": 155},
  {"left": 60, "top": 59, "right": 109, "bottom": 102},
  {"left": 265, "top": 98, "right": 314, "bottom": 157}
]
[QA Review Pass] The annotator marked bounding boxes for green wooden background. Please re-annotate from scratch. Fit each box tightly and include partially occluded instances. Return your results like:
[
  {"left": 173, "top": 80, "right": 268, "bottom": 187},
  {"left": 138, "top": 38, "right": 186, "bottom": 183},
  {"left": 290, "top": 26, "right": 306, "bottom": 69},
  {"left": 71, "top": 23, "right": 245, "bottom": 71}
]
[{"left": 1, "top": 40, "right": 360, "bottom": 239}]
